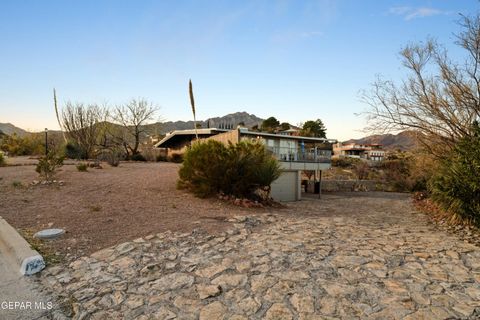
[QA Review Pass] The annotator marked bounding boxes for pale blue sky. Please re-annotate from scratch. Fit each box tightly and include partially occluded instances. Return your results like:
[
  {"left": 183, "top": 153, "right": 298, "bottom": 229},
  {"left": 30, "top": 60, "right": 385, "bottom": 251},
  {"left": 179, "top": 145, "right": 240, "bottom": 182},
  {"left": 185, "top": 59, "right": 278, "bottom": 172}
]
[{"left": 0, "top": 1, "right": 477, "bottom": 140}]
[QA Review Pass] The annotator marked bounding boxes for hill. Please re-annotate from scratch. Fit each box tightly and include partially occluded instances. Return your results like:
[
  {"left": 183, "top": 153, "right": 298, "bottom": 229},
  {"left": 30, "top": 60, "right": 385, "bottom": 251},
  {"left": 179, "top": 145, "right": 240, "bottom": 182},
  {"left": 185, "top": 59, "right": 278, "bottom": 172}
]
[
  {"left": 0, "top": 123, "right": 28, "bottom": 136},
  {"left": 344, "top": 131, "right": 418, "bottom": 151},
  {"left": 156, "top": 112, "right": 264, "bottom": 134}
]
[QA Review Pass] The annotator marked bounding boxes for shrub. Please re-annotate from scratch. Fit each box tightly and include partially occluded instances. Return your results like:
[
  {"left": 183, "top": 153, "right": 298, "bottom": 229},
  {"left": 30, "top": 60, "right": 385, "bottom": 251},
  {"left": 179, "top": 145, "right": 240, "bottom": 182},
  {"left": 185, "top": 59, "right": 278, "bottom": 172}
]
[
  {"left": 1, "top": 133, "right": 44, "bottom": 156},
  {"left": 76, "top": 163, "right": 88, "bottom": 172},
  {"left": 97, "top": 148, "right": 123, "bottom": 167},
  {"left": 35, "top": 152, "right": 64, "bottom": 182},
  {"left": 352, "top": 161, "right": 370, "bottom": 180},
  {"left": 382, "top": 158, "right": 411, "bottom": 192},
  {"left": 178, "top": 140, "right": 281, "bottom": 200},
  {"left": 12, "top": 181, "right": 23, "bottom": 188},
  {"left": 65, "top": 142, "right": 87, "bottom": 160},
  {"left": 332, "top": 157, "right": 361, "bottom": 168},
  {"left": 0, "top": 153, "right": 5, "bottom": 167},
  {"left": 429, "top": 123, "right": 480, "bottom": 226},
  {"left": 156, "top": 154, "right": 168, "bottom": 162},
  {"left": 169, "top": 153, "right": 183, "bottom": 163},
  {"left": 131, "top": 153, "right": 147, "bottom": 161}
]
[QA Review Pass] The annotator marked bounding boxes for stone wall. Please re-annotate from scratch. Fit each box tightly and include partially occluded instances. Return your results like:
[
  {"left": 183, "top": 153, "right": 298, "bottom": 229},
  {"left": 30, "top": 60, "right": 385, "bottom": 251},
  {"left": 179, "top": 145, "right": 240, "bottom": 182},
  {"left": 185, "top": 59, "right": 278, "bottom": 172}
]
[{"left": 320, "top": 180, "right": 385, "bottom": 192}]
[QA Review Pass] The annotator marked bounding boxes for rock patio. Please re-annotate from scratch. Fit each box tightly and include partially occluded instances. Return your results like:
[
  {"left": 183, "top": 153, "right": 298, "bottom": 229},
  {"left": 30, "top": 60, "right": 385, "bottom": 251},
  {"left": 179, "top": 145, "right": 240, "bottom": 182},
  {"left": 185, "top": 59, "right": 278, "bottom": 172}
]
[{"left": 41, "top": 193, "right": 480, "bottom": 319}]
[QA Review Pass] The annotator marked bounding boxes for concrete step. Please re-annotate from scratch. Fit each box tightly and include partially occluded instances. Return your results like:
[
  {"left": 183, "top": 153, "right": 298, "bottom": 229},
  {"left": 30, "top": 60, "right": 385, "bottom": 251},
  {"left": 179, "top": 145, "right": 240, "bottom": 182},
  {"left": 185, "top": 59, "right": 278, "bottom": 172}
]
[{"left": 0, "top": 216, "right": 45, "bottom": 276}]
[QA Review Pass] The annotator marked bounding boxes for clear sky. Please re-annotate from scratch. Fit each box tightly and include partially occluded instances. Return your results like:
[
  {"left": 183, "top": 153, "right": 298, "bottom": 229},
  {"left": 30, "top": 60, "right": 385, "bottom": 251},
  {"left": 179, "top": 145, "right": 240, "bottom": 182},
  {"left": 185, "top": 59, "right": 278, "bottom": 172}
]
[{"left": 0, "top": 1, "right": 477, "bottom": 140}]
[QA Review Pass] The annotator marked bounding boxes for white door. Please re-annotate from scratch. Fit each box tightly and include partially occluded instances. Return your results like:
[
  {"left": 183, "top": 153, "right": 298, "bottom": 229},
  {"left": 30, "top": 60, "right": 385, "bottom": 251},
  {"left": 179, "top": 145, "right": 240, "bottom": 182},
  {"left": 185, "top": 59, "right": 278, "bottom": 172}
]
[{"left": 270, "top": 171, "right": 298, "bottom": 202}]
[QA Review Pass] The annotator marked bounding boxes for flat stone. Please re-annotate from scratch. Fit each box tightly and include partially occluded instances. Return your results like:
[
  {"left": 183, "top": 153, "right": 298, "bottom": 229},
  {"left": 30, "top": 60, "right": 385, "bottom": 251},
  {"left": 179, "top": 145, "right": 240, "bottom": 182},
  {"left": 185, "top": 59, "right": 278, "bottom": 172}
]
[
  {"left": 264, "top": 303, "right": 293, "bottom": 320},
  {"left": 290, "top": 293, "right": 314, "bottom": 313},
  {"left": 153, "top": 307, "right": 176, "bottom": 319},
  {"left": 195, "top": 258, "right": 233, "bottom": 278},
  {"left": 410, "top": 292, "right": 431, "bottom": 305},
  {"left": 115, "top": 242, "right": 135, "bottom": 255},
  {"left": 124, "top": 295, "right": 144, "bottom": 309},
  {"left": 111, "top": 256, "right": 136, "bottom": 269},
  {"left": 237, "top": 296, "right": 261, "bottom": 315},
  {"left": 197, "top": 284, "right": 222, "bottom": 299},
  {"left": 211, "top": 274, "right": 247, "bottom": 289},
  {"left": 265, "top": 280, "right": 295, "bottom": 302},
  {"left": 330, "top": 255, "right": 368, "bottom": 267},
  {"left": 173, "top": 296, "right": 201, "bottom": 314},
  {"left": 199, "top": 301, "right": 226, "bottom": 320},
  {"left": 151, "top": 273, "right": 194, "bottom": 291},
  {"left": 34, "top": 228, "right": 65, "bottom": 239}
]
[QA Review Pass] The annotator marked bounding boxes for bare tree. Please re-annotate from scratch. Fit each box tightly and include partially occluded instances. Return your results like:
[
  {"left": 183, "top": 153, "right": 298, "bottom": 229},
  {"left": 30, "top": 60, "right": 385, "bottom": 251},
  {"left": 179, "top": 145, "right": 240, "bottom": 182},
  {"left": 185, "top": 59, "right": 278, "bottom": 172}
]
[
  {"left": 362, "top": 14, "right": 480, "bottom": 157},
  {"left": 60, "top": 102, "right": 108, "bottom": 159},
  {"left": 111, "top": 98, "right": 159, "bottom": 158}
]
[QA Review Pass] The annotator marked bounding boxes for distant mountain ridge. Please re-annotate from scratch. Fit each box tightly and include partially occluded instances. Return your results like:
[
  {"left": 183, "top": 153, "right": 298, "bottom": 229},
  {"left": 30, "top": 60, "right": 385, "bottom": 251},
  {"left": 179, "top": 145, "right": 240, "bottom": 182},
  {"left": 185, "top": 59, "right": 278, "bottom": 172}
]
[
  {"left": 344, "top": 131, "right": 418, "bottom": 151},
  {"left": 0, "top": 112, "right": 264, "bottom": 137},
  {"left": 157, "top": 112, "right": 264, "bottom": 134},
  {"left": 0, "top": 123, "right": 28, "bottom": 136}
]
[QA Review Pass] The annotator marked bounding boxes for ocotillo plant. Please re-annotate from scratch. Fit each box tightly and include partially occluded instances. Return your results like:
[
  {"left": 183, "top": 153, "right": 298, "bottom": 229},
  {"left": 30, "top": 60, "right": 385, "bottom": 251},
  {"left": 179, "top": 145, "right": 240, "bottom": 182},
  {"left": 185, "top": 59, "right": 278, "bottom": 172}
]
[
  {"left": 53, "top": 88, "right": 67, "bottom": 143},
  {"left": 189, "top": 79, "right": 199, "bottom": 140}
]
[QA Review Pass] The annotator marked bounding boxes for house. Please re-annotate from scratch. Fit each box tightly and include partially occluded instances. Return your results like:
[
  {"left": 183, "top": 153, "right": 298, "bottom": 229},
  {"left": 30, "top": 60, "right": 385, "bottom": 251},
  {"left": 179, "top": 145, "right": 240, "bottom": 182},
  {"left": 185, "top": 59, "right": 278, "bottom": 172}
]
[
  {"left": 155, "top": 127, "right": 336, "bottom": 202},
  {"left": 333, "top": 142, "right": 385, "bottom": 161},
  {"left": 277, "top": 128, "right": 300, "bottom": 136},
  {"left": 154, "top": 128, "right": 229, "bottom": 152}
]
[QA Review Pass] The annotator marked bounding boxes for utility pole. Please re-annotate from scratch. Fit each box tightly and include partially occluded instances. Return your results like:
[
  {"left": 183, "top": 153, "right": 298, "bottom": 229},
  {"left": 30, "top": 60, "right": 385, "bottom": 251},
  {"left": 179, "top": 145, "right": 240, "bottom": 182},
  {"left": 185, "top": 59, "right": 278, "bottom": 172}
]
[{"left": 44, "top": 128, "right": 48, "bottom": 155}]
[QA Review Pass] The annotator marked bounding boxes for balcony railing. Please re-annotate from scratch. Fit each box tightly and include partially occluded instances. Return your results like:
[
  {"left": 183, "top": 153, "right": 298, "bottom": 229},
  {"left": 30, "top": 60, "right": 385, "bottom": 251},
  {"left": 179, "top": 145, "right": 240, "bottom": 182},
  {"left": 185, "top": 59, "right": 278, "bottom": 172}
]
[{"left": 266, "top": 146, "right": 331, "bottom": 163}]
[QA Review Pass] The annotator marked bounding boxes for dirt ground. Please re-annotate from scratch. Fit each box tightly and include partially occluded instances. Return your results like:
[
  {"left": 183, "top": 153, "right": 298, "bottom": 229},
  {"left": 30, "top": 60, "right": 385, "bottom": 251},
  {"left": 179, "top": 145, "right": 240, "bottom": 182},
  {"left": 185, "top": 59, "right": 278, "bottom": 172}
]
[{"left": 0, "top": 158, "right": 266, "bottom": 260}]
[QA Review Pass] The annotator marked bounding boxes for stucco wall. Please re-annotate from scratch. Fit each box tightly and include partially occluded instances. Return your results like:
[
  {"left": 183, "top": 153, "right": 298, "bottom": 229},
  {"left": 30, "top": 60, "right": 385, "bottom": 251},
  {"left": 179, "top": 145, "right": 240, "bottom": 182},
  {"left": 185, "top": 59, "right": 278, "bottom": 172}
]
[{"left": 207, "top": 129, "right": 240, "bottom": 145}]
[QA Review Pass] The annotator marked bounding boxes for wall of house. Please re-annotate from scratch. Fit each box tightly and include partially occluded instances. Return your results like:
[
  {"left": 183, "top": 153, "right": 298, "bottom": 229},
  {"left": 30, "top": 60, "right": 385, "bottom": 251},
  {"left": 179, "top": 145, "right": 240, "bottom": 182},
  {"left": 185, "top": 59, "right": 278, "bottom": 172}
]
[
  {"left": 207, "top": 129, "right": 240, "bottom": 145},
  {"left": 270, "top": 170, "right": 301, "bottom": 201}
]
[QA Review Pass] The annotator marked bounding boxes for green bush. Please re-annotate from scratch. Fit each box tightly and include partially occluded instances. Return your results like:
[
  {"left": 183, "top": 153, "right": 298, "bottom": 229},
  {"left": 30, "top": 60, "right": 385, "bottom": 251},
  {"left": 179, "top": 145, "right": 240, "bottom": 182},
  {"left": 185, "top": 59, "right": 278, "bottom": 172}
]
[
  {"left": 1, "top": 133, "right": 44, "bottom": 156},
  {"left": 0, "top": 153, "right": 5, "bottom": 166},
  {"left": 382, "top": 158, "right": 411, "bottom": 192},
  {"left": 76, "top": 163, "right": 88, "bottom": 172},
  {"left": 332, "top": 157, "right": 361, "bottom": 168},
  {"left": 178, "top": 140, "right": 281, "bottom": 200},
  {"left": 131, "top": 153, "right": 147, "bottom": 161},
  {"left": 156, "top": 154, "right": 168, "bottom": 162},
  {"left": 35, "top": 152, "right": 64, "bottom": 182},
  {"left": 169, "top": 153, "right": 183, "bottom": 163},
  {"left": 429, "top": 123, "right": 480, "bottom": 226},
  {"left": 12, "top": 180, "right": 23, "bottom": 188},
  {"left": 65, "top": 142, "right": 88, "bottom": 160}
]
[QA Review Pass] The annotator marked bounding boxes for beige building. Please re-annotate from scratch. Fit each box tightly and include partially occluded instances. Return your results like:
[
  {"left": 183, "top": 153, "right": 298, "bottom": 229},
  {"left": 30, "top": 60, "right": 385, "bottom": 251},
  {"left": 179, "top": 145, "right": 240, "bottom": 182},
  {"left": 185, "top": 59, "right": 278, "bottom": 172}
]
[{"left": 333, "top": 143, "right": 385, "bottom": 161}]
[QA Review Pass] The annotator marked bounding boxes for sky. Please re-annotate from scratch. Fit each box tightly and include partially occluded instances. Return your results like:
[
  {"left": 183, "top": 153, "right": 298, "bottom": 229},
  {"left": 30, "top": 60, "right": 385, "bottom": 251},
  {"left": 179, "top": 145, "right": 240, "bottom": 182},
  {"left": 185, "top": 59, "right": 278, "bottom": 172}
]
[{"left": 0, "top": 0, "right": 478, "bottom": 140}]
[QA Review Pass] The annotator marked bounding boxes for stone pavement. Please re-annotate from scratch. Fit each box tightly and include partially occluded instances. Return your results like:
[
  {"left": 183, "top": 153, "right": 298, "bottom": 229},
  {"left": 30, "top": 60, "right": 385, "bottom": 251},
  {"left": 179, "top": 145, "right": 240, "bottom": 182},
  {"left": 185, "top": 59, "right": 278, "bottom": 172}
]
[{"left": 41, "top": 193, "right": 480, "bottom": 319}]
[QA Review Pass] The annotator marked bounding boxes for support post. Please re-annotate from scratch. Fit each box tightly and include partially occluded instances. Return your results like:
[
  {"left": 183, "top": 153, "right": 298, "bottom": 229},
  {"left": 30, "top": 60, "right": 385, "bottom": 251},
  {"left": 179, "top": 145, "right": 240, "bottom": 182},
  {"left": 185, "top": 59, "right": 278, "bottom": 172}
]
[{"left": 318, "top": 169, "right": 322, "bottom": 199}]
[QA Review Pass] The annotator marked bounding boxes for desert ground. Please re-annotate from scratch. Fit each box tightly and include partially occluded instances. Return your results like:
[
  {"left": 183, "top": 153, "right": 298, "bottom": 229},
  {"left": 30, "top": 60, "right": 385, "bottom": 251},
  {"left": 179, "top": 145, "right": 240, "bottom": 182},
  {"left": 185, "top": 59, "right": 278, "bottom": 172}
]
[{"left": 0, "top": 159, "right": 260, "bottom": 260}]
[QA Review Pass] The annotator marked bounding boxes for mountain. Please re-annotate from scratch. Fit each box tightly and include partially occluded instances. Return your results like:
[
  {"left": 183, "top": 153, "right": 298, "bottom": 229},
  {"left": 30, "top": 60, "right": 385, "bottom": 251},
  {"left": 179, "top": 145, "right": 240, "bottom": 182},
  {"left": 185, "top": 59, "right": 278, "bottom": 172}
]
[
  {"left": 0, "top": 123, "right": 28, "bottom": 136},
  {"left": 344, "top": 131, "right": 418, "bottom": 151},
  {"left": 156, "top": 112, "right": 264, "bottom": 134}
]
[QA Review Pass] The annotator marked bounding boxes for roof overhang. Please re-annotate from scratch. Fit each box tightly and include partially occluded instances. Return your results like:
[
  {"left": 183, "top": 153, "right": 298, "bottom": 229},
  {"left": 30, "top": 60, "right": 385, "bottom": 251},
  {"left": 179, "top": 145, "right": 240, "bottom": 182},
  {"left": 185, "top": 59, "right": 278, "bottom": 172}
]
[{"left": 154, "top": 128, "right": 228, "bottom": 148}]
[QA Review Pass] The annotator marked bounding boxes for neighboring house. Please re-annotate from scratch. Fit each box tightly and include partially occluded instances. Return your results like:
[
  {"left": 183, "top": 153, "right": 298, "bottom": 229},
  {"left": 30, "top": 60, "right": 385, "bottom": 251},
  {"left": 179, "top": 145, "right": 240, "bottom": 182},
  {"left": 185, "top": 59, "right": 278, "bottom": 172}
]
[
  {"left": 277, "top": 128, "right": 300, "bottom": 136},
  {"left": 156, "top": 127, "right": 336, "bottom": 202},
  {"left": 333, "top": 143, "right": 385, "bottom": 161}
]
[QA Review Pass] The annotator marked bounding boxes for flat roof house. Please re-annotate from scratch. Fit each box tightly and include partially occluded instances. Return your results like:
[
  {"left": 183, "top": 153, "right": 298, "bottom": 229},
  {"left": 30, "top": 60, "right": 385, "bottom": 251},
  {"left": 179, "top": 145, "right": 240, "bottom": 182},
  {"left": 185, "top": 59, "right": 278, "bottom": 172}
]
[
  {"left": 156, "top": 127, "right": 336, "bottom": 202},
  {"left": 333, "top": 143, "right": 385, "bottom": 162}
]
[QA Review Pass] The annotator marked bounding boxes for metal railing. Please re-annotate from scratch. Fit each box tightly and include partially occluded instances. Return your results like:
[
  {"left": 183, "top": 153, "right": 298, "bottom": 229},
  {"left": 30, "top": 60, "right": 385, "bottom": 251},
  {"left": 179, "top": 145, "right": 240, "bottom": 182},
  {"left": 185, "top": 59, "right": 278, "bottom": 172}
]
[{"left": 266, "top": 146, "right": 331, "bottom": 163}]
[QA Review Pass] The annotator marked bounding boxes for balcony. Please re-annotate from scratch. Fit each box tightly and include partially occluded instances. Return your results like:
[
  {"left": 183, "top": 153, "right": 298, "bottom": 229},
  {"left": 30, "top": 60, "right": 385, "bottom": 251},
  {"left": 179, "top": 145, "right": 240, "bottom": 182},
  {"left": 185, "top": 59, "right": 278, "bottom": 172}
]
[{"left": 266, "top": 146, "right": 331, "bottom": 163}]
